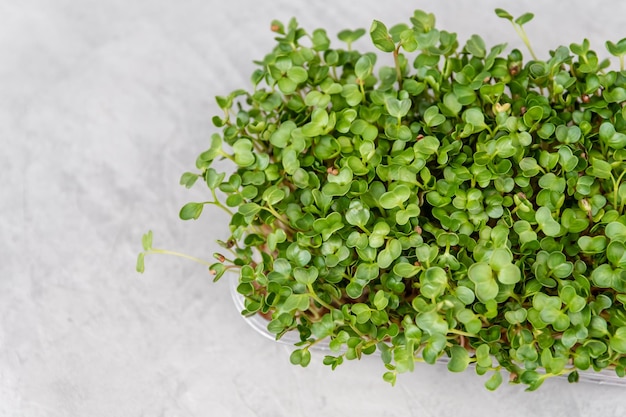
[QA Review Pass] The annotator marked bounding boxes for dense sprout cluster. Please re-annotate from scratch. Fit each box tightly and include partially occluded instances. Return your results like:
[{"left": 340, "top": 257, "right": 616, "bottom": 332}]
[{"left": 139, "top": 10, "right": 626, "bottom": 390}]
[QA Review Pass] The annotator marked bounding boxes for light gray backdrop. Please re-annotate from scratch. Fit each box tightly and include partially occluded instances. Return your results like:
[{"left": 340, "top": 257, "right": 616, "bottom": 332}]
[{"left": 3, "top": 0, "right": 626, "bottom": 416}]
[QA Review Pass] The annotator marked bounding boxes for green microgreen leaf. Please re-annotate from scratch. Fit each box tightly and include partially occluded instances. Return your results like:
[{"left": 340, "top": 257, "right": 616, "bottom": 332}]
[
  {"left": 468, "top": 263, "right": 498, "bottom": 303},
  {"left": 610, "top": 327, "right": 626, "bottom": 354},
  {"left": 494, "top": 8, "right": 513, "bottom": 21},
  {"left": 535, "top": 207, "right": 561, "bottom": 237},
  {"left": 385, "top": 97, "right": 412, "bottom": 119},
  {"left": 448, "top": 346, "right": 471, "bottom": 372},
  {"left": 424, "top": 106, "right": 446, "bottom": 127},
  {"left": 370, "top": 20, "right": 396, "bottom": 53},
  {"left": 420, "top": 266, "right": 448, "bottom": 299},
  {"left": 465, "top": 35, "right": 486, "bottom": 58},
  {"left": 179, "top": 202, "right": 204, "bottom": 220},
  {"left": 136, "top": 252, "right": 145, "bottom": 273},
  {"left": 515, "top": 12, "right": 534, "bottom": 25},
  {"left": 379, "top": 185, "right": 411, "bottom": 209},
  {"left": 338, "top": 28, "right": 366, "bottom": 46}
]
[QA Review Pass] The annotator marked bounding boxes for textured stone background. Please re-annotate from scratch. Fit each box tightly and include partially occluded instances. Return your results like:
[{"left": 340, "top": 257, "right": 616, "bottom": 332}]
[{"left": 3, "top": 0, "right": 626, "bottom": 415}]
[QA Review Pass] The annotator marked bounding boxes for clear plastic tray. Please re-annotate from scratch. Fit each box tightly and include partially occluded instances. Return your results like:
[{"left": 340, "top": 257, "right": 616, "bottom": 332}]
[{"left": 229, "top": 276, "right": 626, "bottom": 387}]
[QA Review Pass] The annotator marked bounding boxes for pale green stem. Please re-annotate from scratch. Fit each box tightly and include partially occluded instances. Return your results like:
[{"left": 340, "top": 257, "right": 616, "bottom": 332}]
[
  {"left": 146, "top": 248, "right": 213, "bottom": 268},
  {"left": 513, "top": 24, "right": 538, "bottom": 61},
  {"left": 261, "top": 204, "right": 293, "bottom": 230},
  {"left": 209, "top": 190, "right": 234, "bottom": 217},
  {"left": 307, "top": 283, "right": 335, "bottom": 311},
  {"left": 448, "top": 328, "right": 476, "bottom": 338},
  {"left": 393, "top": 44, "right": 403, "bottom": 90},
  {"left": 359, "top": 81, "right": 366, "bottom": 103},
  {"left": 612, "top": 170, "right": 626, "bottom": 211}
]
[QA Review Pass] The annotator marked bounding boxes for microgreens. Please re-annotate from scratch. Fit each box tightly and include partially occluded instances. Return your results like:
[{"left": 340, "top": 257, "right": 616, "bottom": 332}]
[{"left": 138, "top": 9, "right": 626, "bottom": 390}]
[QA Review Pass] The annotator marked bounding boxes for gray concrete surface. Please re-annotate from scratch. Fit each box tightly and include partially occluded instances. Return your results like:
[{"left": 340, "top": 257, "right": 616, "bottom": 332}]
[{"left": 3, "top": 0, "right": 626, "bottom": 415}]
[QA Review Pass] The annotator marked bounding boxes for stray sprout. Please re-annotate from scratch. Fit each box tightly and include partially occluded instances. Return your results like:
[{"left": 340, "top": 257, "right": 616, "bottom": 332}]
[{"left": 495, "top": 9, "right": 538, "bottom": 60}]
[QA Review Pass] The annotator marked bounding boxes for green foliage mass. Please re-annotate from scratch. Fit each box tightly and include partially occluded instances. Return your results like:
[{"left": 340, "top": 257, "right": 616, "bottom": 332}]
[{"left": 139, "top": 9, "right": 626, "bottom": 390}]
